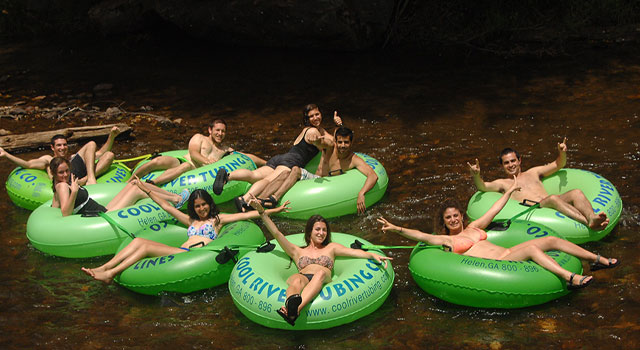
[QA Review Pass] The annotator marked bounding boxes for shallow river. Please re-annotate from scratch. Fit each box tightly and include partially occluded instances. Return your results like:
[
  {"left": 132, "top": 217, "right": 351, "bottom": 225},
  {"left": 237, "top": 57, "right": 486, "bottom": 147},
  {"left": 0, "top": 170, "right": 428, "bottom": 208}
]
[{"left": 0, "top": 42, "right": 638, "bottom": 349}]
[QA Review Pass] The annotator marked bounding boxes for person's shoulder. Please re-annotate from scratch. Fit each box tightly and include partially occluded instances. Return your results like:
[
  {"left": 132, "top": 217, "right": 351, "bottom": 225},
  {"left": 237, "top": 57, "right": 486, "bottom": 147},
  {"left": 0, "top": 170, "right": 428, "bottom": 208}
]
[
  {"left": 55, "top": 181, "right": 69, "bottom": 190},
  {"left": 350, "top": 153, "right": 371, "bottom": 169},
  {"left": 522, "top": 166, "right": 547, "bottom": 178},
  {"left": 326, "top": 241, "right": 346, "bottom": 250},
  {"left": 305, "top": 126, "right": 321, "bottom": 135},
  {"left": 190, "top": 132, "right": 207, "bottom": 140}
]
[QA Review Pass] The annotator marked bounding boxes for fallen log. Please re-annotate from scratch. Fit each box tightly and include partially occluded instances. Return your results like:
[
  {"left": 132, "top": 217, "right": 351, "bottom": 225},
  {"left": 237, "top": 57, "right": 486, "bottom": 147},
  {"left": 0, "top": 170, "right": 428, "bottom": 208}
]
[{"left": 0, "top": 123, "right": 132, "bottom": 152}]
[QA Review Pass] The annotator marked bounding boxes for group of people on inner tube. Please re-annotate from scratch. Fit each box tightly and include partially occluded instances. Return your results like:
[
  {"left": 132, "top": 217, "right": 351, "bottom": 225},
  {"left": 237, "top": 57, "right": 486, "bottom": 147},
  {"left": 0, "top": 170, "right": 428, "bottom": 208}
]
[{"left": 1, "top": 105, "right": 619, "bottom": 326}]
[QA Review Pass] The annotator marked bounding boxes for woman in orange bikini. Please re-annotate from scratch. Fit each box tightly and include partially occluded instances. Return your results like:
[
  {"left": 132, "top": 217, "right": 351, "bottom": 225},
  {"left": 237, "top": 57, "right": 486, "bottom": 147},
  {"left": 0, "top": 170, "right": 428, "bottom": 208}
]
[
  {"left": 378, "top": 176, "right": 619, "bottom": 290},
  {"left": 248, "top": 195, "right": 391, "bottom": 326}
]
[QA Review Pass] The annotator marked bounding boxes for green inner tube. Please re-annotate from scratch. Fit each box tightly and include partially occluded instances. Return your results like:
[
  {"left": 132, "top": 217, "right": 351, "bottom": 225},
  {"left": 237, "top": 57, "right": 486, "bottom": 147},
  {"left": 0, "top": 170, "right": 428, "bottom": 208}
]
[
  {"left": 229, "top": 233, "right": 394, "bottom": 330},
  {"left": 408, "top": 220, "right": 583, "bottom": 308},
  {"left": 466, "top": 169, "right": 622, "bottom": 243},
  {"left": 114, "top": 220, "right": 266, "bottom": 295},
  {"left": 26, "top": 184, "right": 175, "bottom": 258},
  {"left": 278, "top": 153, "right": 389, "bottom": 219}
]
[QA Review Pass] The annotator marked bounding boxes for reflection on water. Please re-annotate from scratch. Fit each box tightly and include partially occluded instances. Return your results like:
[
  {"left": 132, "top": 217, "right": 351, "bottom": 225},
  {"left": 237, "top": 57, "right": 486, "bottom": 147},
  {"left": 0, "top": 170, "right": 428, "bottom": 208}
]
[{"left": 0, "top": 41, "right": 638, "bottom": 349}]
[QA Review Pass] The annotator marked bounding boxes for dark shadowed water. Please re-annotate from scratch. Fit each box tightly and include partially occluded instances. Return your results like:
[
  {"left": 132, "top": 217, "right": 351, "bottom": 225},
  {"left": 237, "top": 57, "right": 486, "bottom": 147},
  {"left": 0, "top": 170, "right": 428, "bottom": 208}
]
[{"left": 0, "top": 41, "right": 638, "bottom": 349}]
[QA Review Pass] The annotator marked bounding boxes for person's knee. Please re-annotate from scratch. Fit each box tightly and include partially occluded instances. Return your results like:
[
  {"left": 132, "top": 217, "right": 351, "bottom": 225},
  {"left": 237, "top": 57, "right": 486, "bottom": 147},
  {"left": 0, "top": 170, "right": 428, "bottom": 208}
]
[
  {"left": 544, "top": 236, "right": 561, "bottom": 246},
  {"left": 179, "top": 162, "right": 194, "bottom": 172},
  {"left": 541, "top": 195, "right": 559, "bottom": 206},
  {"left": 315, "top": 269, "right": 328, "bottom": 281},
  {"left": 567, "top": 189, "right": 586, "bottom": 199},
  {"left": 101, "top": 151, "right": 114, "bottom": 162},
  {"left": 84, "top": 141, "right": 97, "bottom": 152},
  {"left": 289, "top": 275, "right": 305, "bottom": 289}
]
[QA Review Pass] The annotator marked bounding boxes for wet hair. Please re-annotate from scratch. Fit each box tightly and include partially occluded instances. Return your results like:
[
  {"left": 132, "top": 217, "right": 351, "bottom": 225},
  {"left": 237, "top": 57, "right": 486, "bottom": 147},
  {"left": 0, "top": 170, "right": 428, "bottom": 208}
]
[
  {"left": 302, "top": 104, "right": 320, "bottom": 126},
  {"left": 210, "top": 119, "right": 226, "bottom": 128},
  {"left": 335, "top": 126, "right": 354, "bottom": 141},
  {"left": 499, "top": 148, "right": 520, "bottom": 164},
  {"left": 49, "top": 157, "right": 71, "bottom": 191},
  {"left": 187, "top": 189, "right": 220, "bottom": 222},
  {"left": 434, "top": 198, "right": 468, "bottom": 235},
  {"left": 304, "top": 214, "right": 331, "bottom": 246},
  {"left": 50, "top": 134, "right": 67, "bottom": 146}
]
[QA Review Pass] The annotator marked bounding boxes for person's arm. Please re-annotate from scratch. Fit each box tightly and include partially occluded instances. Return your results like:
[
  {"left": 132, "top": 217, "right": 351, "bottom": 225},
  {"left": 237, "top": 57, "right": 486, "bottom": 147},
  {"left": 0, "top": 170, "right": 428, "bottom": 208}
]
[
  {"left": 468, "top": 176, "right": 520, "bottom": 230},
  {"left": 57, "top": 177, "right": 79, "bottom": 217},
  {"left": 332, "top": 243, "right": 391, "bottom": 268},
  {"left": 535, "top": 137, "right": 567, "bottom": 178},
  {"left": 187, "top": 134, "right": 213, "bottom": 167},
  {"left": 377, "top": 217, "right": 453, "bottom": 246},
  {"left": 95, "top": 126, "right": 121, "bottom": 158},
  {"left": 352, "top": 155, "right": 378, "bottom": 213},
  {"left": 333, "top": 111, "right": 343, "bottom": 127},
  {"left": 218, "top": 200, "right": 290, "bottom": 225},
  {"left": 247, "top": 196, "right": 299, "bottom": 259},
  {"left": 0, "top": 147, "right": 49, "bottom": 170},
  {"left": 306, "top": 128, "right": 334, "bottom": 151},
  {"left": 135, "top": 179, "right": 190, "bottom": 226},
  {"left": 467, "top": 158, "right": 503, "bottom": 192}
]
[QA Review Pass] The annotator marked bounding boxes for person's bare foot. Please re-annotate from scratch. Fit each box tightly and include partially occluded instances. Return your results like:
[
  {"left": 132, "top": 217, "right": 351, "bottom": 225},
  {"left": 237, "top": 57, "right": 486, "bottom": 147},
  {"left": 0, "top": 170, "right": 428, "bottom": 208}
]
[
  {"left": 589, "top": 212, "right": 609, "bottom": 230},
  {"left": 91, "top": 270, "right": 114, "bottom": 284},
  {"left": 81, "top": 267, "right": 95, "bottom": 277}
]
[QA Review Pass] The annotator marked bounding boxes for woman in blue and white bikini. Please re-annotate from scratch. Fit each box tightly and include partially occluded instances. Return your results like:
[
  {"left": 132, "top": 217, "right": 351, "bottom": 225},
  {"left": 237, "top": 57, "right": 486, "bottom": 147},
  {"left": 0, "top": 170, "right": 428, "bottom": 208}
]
[{"left": 81, "top": 177, "right": 288, "bottom": 284}]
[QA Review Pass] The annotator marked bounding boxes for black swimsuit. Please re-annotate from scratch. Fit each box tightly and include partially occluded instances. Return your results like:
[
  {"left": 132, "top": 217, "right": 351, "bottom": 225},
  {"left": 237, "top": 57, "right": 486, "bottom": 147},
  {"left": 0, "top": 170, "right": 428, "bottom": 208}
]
[
  {"left": 72, "top": 187, "right": 107, "bottom": 215},
  {"left": 70, "top": 154, "right": 87, "bottom": 179},
  {"left": 266, "top": 128, "right": 320, "bottom": 169}
]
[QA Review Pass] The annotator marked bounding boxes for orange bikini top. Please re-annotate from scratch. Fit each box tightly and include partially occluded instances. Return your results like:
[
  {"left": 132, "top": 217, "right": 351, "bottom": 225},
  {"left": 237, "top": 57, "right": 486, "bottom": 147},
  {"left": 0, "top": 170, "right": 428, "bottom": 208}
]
[{"left": 448, "top": 227, "right": 488, "bottom": 254}]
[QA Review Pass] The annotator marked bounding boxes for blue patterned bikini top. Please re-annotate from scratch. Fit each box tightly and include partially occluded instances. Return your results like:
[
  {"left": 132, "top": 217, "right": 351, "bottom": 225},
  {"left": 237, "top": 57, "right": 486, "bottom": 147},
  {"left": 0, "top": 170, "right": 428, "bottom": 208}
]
[{"left": 187, "top": 223, "right": 217, "bottom": 240}]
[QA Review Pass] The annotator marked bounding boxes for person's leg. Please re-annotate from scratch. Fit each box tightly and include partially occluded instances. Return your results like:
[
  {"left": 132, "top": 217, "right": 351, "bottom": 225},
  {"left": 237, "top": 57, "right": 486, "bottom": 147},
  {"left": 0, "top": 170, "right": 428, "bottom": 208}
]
[
  {"left": 146, "top": 183, "right": 183, "bottom": 202},
  {"left": 501, "top": 243, "right": 592, "bottom": 285},
  {"left": 257, "top": 168, "right": 292, "bottom": 199},
  {"left": 557, "top": 189, "right": 609, "bottom": 229},
  {"left": 278, "top": 273, "right": 310, "bottom": 318},
  {"left": 297, "top": 269, "right": 328, "bottom": 313},
  {"left": 106, "top": 183, "right": 146, "bottom": 210},
  {"left": 82, "top": 238, "right": 185, "bottom": 283},
  {"left": 508, "top": 236, "right": 610, "bottom": 263},
  {"left": 94, "top": 151, "right": 114, "bottom": 177},
  {"left": 272, "top": 166, "right": 301, "bottom": 201},
  {"left": 131, "top": 156, "right": 182, "bottom": 182},
  {"left": 76, "top": 141, "right": 98, "bottom": 184},
  {"left": 151, "top": 162, "right": 195, "bottom": 185},
  {"left": 539, "top": 194, "right": 589, "bottom": 226},
  {"left": 241, "top": 166, "right": 289, "bottom": 201},
  {"left": 228, "top": 166, "right": 274, "bottom": 183}
]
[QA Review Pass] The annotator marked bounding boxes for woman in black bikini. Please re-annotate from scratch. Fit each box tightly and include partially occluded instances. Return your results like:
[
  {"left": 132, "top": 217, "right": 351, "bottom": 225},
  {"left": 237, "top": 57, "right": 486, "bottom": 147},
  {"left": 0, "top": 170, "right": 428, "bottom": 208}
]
[
  {"left": 248, "top": 195, "right": 391, "bottom": 326},
  {"left": 213, "top": 104, "right": 334, "bottom": 211},
  {"left": 50, "top": 157, "right": 190, "bottom": 217}
]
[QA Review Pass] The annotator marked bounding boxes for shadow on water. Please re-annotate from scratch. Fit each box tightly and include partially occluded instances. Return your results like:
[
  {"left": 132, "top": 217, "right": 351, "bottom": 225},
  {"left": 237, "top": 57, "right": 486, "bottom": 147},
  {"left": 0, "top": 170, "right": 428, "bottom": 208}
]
[{"left": 0, "top": 39, "right": 639, "bottom": 349}]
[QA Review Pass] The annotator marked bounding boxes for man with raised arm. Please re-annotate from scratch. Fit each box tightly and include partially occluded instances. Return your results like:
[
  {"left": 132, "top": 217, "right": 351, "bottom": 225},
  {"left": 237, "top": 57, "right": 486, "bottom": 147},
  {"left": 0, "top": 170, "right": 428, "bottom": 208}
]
[
  {"left": 468, "top": 137, "right": 609, "bottom": 230},
  {"left": 256, "top": 125, "right": 378, "bottom": 214},
  {"left": 0, "top": 126, "right": 121, "bottom": 185},
  {"left": 131, "top": 119, "right": 265, "bottom": 185}
]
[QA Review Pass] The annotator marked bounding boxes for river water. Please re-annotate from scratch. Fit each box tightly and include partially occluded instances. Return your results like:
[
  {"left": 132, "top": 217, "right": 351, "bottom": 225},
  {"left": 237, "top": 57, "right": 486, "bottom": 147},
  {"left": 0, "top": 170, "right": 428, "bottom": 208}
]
[{"left": 0, "top": 41, "right": 638, "bottom": 349}]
